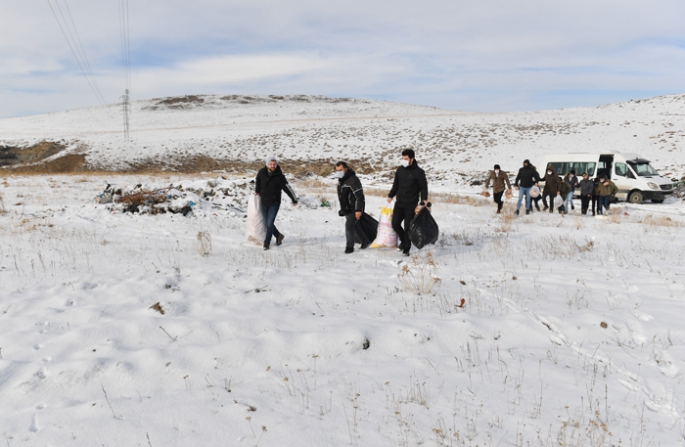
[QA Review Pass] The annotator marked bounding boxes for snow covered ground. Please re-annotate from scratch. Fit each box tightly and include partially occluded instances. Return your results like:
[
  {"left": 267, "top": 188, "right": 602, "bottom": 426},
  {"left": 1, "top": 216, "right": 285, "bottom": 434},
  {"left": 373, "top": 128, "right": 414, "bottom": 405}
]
[
  {"left": 1, "top": 173, "right": 685, "bottom": 446},
  {"left": 1, "top": 93, "right": 684, "bottom": 183}
]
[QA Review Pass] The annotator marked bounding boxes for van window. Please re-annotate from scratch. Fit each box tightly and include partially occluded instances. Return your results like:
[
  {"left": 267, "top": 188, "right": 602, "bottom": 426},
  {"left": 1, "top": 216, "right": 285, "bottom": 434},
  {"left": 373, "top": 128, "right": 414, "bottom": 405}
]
[
  {"left": 627, "top": 161, "right": 659, "bottom": 177},
  {"left": 615, "top": 162, "right": 628, "bottom": 177},
  {"left": 548, "top": 162, "right": 596, "bottom": 177}
]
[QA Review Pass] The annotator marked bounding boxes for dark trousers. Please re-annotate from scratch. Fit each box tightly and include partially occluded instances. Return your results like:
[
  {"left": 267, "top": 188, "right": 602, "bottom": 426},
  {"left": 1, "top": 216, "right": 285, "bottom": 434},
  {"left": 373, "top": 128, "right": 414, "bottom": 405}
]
[
  {"left": 598, "top": 196, "right": 611, "bottom": 215},
  {"left": 392, "top": 204, "right": 416, "bottom": 253},
  {"left": 345, "top": 213, "right": 361, "bottom": 248},
  {"left": 542, "top": 193, "right": 550, "bottom": 209},
  {"left": 580, "top": 195, "right": 591, "bottom": 214},
  {"left": 591, "top": 195, "right": 598, "bottom": 215},
  {"left": 493, "top": 192, "right": 504, "bottom": 210},
  {"left": 260, "top": 204, "right": 281, "bottom": 246},
  {"left": 532, "top": 196, "right": 541, "bottom": 211}
]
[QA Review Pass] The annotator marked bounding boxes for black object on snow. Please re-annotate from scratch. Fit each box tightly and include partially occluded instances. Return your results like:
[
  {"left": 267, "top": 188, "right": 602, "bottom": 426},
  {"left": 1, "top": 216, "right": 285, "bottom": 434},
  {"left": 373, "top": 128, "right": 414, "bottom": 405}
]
[
  {"left": 354, "top": 212, "right": 378, "bottom": 245},
  {"left": 408, "top": 205, "right": 439, "bottom": 249}
]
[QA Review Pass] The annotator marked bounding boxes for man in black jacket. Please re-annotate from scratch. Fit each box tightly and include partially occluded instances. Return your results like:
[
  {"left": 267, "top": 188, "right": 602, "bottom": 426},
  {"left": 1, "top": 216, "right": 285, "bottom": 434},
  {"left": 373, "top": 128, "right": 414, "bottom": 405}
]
[
  {"left": 336, "top": 161, "right": 368, "bottom": 254},
  {"left": 254, "top": 156, "right": 298, "bottom": 250},
  {"left": 387, "top": 149, "right": 428, "bottom": 256},
  {"left": 513, "top": 159, "right": 541, "bottom": 215}
]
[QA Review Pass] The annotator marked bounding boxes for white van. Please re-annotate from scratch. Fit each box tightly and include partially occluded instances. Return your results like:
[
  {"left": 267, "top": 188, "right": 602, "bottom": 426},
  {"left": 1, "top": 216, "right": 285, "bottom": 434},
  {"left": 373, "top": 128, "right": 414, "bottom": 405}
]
[{"left": 537, "top": 152, "right": 674, "bottom": 203}]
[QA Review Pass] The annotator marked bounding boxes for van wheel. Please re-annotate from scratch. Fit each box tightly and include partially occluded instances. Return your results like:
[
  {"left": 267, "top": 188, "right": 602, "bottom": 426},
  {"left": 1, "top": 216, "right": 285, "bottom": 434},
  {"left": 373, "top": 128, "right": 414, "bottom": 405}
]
[
  {"left": 628, "top": 191, "right": 643, "bottom": 203},
  {"left": 651, "top": 199, "right": 664, "bottom": 204}
]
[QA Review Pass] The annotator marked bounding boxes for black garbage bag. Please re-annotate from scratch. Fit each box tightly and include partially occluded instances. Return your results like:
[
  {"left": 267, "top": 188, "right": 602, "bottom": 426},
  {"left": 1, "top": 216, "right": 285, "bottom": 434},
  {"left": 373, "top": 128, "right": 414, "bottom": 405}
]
[
  {"left": 354, "top": 212, "right": 379, "bottom": 245},
  {"left": 408, "top": 206, "right": 439, "bottom": 249}
]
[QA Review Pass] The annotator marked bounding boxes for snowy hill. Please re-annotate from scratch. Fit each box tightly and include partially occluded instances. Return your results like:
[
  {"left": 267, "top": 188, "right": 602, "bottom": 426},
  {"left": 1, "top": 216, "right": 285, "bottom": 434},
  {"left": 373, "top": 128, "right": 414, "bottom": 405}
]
[
  {"left": 1, "top": 93, "right": 684, "bottom": 182},
  {"left": 2, "top": 94, "right": 685, "bottom": 446}
]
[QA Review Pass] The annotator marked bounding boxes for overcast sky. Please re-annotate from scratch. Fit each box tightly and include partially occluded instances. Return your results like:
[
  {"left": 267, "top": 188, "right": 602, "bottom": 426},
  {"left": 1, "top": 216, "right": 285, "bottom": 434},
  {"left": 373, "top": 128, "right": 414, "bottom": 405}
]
[{"left": 1, "top": 0, "right": 684, "bottom": 118}]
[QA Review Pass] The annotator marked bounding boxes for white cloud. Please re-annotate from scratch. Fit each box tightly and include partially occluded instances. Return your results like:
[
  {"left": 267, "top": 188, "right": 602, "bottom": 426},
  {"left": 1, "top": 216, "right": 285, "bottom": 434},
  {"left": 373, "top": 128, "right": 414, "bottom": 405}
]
[{"left": 1, "top": 0, "right": 685, "bottom": 116}]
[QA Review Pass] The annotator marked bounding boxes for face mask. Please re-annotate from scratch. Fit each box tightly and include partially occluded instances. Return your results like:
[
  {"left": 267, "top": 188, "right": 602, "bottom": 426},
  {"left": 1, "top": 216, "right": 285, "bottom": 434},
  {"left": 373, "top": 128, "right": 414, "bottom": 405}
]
[
  {"left": 400, "top": 159, "right": 410, "bottom": 168},
  {"left": 494, "top": 170, "right": 500, "bottom": 175},
  {"left": 335, "top": 170, "right": 345, "bottom": 178},
  {"left": 547, "top": 171, "right": 552, "bottom": 175}
]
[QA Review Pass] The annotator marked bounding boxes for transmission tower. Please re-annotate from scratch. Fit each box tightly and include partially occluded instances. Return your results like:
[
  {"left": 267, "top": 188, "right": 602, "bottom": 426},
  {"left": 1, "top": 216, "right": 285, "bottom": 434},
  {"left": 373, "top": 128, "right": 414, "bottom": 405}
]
[{"left": 121, "top": 89, "right": 130, "bottom": 141}]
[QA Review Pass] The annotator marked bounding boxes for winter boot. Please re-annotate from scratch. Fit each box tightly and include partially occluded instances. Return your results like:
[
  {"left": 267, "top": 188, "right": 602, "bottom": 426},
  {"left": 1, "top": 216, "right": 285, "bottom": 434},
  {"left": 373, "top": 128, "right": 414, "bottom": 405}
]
[{"left": 276, "top": 234, "right": 285, "bottom": 246}]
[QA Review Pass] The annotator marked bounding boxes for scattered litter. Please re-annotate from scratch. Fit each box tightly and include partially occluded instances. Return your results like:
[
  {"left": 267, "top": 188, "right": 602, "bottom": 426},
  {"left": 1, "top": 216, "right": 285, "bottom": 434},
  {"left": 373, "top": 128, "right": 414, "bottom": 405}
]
[
  {"left": 94, "top": 177, "right": 319, "bottom": 218},
  {"left": 150, "top": 302, "right": 165, "bottom": 315}
]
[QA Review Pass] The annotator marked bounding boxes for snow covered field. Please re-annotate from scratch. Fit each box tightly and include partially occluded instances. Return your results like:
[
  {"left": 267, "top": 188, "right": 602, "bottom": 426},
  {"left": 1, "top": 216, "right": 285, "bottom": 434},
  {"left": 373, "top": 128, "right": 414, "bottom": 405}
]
[
  {"left": 2, "top": 172, "right": 685, "bottom": 446},
  {"left": 1, "top": 93, "right": 684, "bottom": 183}
]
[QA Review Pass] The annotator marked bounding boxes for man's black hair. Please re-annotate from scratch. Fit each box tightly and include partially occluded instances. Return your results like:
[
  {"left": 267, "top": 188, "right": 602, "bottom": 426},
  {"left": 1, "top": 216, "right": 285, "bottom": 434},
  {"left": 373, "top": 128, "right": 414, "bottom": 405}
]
[
  {"left": 401, "top": 149, "right": 415, "bottom": 159},
  {"left": 335, "top": 161, "right": 349, "bottom": 169},
  {"left": 570, "top": 170, "right": 576, "bottom": 175},
  {"left": 494, "top": 164, "right": 501, "bottom": 170}
]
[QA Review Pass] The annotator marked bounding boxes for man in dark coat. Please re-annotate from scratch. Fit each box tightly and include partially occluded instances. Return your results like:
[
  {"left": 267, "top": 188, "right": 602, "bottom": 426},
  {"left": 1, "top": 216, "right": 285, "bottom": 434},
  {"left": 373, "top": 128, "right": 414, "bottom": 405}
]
[
  {"left": 254, "top": 156, "right": 298, "bottom": 250},
  {"left": 513, "top": 159, "right": 540, "bottom": 215},
  {"left": 578, "top": 173, "right": 594, "bottom": 215},
  {"left": 542, "top": 165, "right": 562, "bottom": 213},
  {"left": 387, "top": 149, "right": 428, "bottom": 256},
  {"left": 484, "top": 164, "right": 512, "bottom": 214},
  {"left": 336, "top": 161, "right": 368, "bottom": 254}
]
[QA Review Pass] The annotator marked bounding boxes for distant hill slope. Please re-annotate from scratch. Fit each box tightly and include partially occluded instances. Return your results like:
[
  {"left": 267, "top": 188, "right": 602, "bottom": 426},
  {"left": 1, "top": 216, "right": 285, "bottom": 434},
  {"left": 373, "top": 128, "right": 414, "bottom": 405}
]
[{"left": 1, "top": 94, "right": 684, "bottom": 183}]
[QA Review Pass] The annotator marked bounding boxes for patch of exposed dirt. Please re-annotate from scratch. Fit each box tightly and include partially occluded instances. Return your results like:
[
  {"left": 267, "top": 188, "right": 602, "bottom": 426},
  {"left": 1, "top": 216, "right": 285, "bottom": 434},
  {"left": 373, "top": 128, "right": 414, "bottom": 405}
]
[
  {"left": 144, "top": 94, "right": 363, "bottom": 111},
  {"left": 0, "top": 141, "right": 67, "bottom": 167},
  {"left": 122, "top": 156, "right": 386, "bottom": 178},
  {"left": 9, "top": 154, "right": 87, "bottom": 174}
]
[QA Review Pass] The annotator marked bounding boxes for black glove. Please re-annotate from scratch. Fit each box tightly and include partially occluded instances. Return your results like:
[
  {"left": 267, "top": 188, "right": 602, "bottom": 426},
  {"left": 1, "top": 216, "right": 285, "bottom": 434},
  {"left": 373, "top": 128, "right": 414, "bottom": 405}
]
[{"left": 338, "top": 210, "right": 346, "bottom": 217}]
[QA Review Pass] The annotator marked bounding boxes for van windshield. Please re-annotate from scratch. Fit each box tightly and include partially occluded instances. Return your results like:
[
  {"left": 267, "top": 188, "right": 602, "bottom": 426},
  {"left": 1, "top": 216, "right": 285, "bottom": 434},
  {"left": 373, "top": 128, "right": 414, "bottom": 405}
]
[{"left": 627, "top": 162, "right": 659, "bottom": 177}]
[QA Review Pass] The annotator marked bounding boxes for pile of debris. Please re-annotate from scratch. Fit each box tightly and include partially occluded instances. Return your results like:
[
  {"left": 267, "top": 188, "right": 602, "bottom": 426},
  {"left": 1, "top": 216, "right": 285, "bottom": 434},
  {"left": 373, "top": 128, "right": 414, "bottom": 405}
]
[
  {"left": 94, "top": 176, "right": 320, "bottom": 217},
  {"left": 95, "top": 177, "right": 255, "bottom": 216}
]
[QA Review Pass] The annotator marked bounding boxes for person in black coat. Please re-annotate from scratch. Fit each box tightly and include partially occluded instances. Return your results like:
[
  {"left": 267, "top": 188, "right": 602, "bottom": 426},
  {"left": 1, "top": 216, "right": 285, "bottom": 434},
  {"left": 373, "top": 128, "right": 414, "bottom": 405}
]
[
  {"left": 513, "top": 159, "right": 541, "bottom": 215},
  {"left": 387, "top": 149, "right": 428, "bottom": 256},
  {"left": 335, "top": 162, "right": 368, "bottom": 254},
  {"left": 254, "top": 156, "right": 298, "bottom": 250}
]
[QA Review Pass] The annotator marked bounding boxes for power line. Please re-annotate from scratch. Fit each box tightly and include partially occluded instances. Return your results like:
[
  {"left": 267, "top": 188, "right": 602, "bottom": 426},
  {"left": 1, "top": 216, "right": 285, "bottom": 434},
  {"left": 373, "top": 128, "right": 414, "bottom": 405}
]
[
  {"left": 117, "top": 0, "right": 132, "bottom": 141},
  {"left": 117, "top": 0, "right": 131, "bottom": 91},
  {"left": 46, "top": 0, "right": 107, "bottom": 106},
  {"left": 62, "top": 0, "right": 107, "bottom": 103}
]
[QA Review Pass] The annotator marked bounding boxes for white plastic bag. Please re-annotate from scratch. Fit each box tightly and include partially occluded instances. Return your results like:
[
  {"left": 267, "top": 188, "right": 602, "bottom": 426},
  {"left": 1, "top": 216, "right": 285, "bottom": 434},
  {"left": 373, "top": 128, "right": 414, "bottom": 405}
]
[
  {"left": 371, "top": 203, "right": 398, "bottom": 248},
  {"left": 529, "top": 185, "right": 540, "bottom": 198},
  {"left": 246, "top": 195, "right": 266, "bottom": 244},
  {"left": 554, "top": 195, "right": 564, "bottom": 208}
]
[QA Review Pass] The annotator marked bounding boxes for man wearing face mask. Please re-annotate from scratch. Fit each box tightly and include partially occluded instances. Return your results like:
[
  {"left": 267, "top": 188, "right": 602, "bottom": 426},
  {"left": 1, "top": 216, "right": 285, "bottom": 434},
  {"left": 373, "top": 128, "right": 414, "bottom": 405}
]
[
  {"left": 387, "top": 149, "right": 428, "bottom": 256},
  {"left": 335, "top": 161, "right": 368, "bottom": 254},
  {"left": 513, "top": 159, "right": 540, "bottom": 215},
  {"left": 541, "top": 165, "right": 562, "bottom": 214},
  {"left": 255, "top": 156, "right": 298, "bottom": 250},
  {"left": 484, "top": 164, "right": 511, "bottom": 214}
]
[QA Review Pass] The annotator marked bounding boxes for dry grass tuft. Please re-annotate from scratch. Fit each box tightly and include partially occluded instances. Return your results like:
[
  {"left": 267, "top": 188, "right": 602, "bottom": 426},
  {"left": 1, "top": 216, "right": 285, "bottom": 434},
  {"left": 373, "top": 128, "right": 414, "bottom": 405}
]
[
  {"left": 639, "top": 214, "right": 683, "bottom": 228},
  {"left": 431, "top": 192, "right": 489, "bottom": 206},
  {"left": 398, "top": 252, "right": 441, "bottom": 295},
  {"left": 196, "top": 231, "right": 212, "bottom": 256},
  {"left": 0, "top": 192, "right": 5, "bottom": 215}
]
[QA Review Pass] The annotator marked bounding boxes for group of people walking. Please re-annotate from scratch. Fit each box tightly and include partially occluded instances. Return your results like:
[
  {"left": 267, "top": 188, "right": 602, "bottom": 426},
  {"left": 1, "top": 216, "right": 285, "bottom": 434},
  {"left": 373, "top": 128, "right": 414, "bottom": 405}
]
[
  {"left": 254, "top": 154, "right": 621, "bottom": 254},
  {"left": 255, "top": 149, "right": 428, "bottom": 255},
  {"left": 485, "top": 159, "right": 618, "bottom": 216}
]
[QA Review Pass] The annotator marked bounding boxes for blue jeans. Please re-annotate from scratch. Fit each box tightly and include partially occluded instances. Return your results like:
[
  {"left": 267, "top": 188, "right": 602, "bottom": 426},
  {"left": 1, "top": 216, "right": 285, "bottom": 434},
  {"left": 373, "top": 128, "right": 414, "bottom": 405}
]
[
  {"left": 260, "top": 204, "right": 281, "bottom": 246},
  {"left": 598, "top": 196, "right": 610, "bottom": 215},
  {"left": 517, "top": 187, "right": 532, "bottom": 211},
  {"left": 565, "top": 191, "right": 575, "bottom": 210}
]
